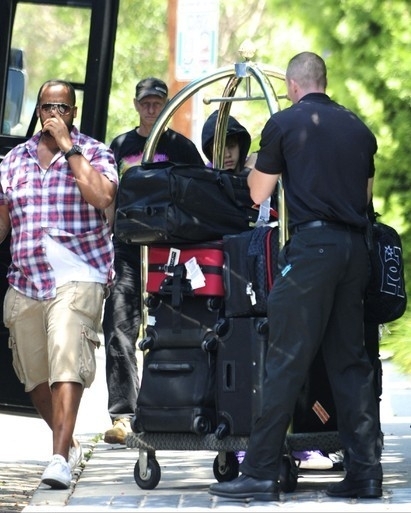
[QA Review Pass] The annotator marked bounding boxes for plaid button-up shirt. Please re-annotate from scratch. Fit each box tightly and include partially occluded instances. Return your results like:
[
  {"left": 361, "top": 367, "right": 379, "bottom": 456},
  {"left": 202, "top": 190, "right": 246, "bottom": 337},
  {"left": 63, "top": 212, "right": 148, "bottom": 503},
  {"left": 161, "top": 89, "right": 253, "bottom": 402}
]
[{"left": 0, "top": 127, "right": 118, "bottom": 300}]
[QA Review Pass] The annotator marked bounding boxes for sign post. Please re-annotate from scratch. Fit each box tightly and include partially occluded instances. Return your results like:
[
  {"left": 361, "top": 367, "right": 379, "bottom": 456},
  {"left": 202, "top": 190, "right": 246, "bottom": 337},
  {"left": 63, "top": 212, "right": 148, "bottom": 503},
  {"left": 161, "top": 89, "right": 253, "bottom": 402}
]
[{"left": 176, "top": 0, "right": 219, "bottom": 81}]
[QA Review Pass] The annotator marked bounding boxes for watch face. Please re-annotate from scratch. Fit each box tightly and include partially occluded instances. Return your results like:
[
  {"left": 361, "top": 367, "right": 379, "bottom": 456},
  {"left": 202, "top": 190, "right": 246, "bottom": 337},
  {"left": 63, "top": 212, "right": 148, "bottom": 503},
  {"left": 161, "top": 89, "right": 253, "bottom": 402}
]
[{"left": 65, "top": 145, "right": 82, "bottom": 159}]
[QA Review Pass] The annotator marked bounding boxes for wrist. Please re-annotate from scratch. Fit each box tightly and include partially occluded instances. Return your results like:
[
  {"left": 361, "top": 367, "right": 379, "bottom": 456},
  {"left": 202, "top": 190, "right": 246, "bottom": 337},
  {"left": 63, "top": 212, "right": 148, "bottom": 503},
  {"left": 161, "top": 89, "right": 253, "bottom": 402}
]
[{"left": 65, "top": 145, "right": 82, "bottom": 159}]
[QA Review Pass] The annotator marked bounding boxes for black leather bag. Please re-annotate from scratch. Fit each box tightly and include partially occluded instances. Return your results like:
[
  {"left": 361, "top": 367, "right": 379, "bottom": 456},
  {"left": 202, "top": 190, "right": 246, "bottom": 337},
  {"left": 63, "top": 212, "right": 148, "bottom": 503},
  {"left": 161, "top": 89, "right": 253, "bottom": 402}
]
[{"left": 114, "top": 161, "right": 255, "bottom": 244}]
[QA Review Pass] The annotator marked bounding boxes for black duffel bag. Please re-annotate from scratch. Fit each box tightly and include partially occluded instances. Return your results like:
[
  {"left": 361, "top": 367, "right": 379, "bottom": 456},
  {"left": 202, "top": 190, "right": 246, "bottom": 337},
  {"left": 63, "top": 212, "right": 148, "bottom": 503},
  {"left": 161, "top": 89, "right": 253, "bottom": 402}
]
[{"left": 114, "top": 161, "right": 256, "bottom": 244}]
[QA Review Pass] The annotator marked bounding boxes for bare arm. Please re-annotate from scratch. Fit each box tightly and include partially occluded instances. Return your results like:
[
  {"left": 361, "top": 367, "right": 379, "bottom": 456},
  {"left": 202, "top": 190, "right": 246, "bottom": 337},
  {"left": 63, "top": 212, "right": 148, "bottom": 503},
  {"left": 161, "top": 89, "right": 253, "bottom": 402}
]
[
  {"left": 243, "top": 152, "right": 257, "bottom": 171},
  {"left": 42, "top": 114, "right": 117, "bottom": 210},
  {"left": 65, "top": 155, "right": 117, "bottom": 210},
  {"left": 247, "top": 167, "right": 280, "bottom": 205},
  {"left": 0, "top": 205, "right": 11, "bottom": 244},
  {"left": 104, "top": 199, "right": 116, "bottom": 232}
]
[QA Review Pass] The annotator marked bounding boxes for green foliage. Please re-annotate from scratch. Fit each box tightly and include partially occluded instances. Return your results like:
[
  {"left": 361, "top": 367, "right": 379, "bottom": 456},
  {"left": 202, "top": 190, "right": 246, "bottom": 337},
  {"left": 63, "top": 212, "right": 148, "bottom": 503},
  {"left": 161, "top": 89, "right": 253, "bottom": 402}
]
[
  {"left": 9, "top": 0, "right": 410, "bottom": 374},
  {"left": 10, "top": 3, "right": 91, "bottom": 129},
  {"left": 284, "top": 0, "right": 411, "bottom": 372},
  {"left": 268, "top": 0, "right": 411, "bottom": 376},
  {"left": 97, "top": 0, "right": 411, "bottom": 376},
  {"left": 108, "top": 0, "right": 411, "bottom": 376},
  {"left": 107, "top": 0, "right": 169, "bottom": 140}
]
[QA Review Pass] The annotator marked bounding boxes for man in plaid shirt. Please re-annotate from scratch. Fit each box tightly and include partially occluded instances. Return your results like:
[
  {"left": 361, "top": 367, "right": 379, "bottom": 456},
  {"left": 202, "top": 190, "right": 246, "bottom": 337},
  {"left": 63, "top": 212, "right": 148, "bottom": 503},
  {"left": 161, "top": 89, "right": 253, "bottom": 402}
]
[{"left": 0, "top": 79, "right": 118, "bottom": 489}]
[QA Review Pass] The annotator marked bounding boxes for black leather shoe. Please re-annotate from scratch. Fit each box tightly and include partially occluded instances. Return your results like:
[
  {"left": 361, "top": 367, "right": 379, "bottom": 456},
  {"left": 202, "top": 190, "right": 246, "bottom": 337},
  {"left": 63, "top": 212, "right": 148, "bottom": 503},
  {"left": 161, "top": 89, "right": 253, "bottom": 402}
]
[
  {"left": 209, "top": 473, "right": 279, "bottom": 501},
  {"left": 326, "top": 475, "right": 382, "bottom": 498}
]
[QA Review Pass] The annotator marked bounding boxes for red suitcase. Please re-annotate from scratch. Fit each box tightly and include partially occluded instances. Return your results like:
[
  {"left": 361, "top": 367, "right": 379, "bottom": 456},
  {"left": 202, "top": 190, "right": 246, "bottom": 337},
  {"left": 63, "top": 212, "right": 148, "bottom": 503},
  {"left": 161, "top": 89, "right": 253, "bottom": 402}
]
[{"left": 146, "top": 242, "right": 224, "bottom": 297}]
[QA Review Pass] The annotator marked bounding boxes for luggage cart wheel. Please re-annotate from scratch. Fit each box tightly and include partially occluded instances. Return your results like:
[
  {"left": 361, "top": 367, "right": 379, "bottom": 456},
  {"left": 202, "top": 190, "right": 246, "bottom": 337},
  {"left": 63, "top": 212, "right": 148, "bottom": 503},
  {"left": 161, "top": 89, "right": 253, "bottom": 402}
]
[
  {"left": 134, "top": 456, "right": 161, "bottom": 490},
  {"left": 213, "top": 451, "right": 239, "bottom": 482},
  {"left": 279, "top": 454, "right": 298, "bottom": 493}
]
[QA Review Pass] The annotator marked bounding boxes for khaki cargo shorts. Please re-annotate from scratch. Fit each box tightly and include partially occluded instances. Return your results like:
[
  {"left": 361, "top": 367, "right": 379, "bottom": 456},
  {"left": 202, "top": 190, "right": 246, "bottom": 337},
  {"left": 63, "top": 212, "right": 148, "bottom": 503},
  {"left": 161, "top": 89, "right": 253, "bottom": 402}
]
[{"left": 3, "top": 281, "right": 106, "bottom": 392}]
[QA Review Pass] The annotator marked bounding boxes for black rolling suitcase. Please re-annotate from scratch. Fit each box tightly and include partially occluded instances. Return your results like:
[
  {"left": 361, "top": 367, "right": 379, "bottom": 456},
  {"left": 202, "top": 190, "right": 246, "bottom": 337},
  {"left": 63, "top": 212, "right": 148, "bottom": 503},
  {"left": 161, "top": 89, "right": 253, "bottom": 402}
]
[
  {"left": 292, "top": 349, "right": 338, "bottom": 434},
  {"left": 134, "top": 345, "right": 217, "bottom": 434},
  {"left": 134, "top": 294, "right": 221, "bottom": 434},
  {"left": 133, "top": 242, "right": 224, "bottom": 435},
  {"left": 214, "top": 316, "right": 269, "bottom": 438},
  {"left": 142, "top": 294, "right": 222, "bottom": 351},
  {"left": 140, "top": 242, "right": 224, "bottom": 351},
  {"left": 292, "top": 322, "right": 381, "bottom": 435}
]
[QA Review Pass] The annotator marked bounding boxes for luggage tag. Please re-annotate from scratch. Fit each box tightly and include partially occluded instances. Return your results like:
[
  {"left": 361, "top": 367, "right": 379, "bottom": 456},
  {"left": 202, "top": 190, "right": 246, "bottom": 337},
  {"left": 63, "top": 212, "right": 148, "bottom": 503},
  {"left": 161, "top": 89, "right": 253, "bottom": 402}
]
[
  {"left": 146, "top": 314, "right": 156, "bottom": 326},
  {"left": 185, "top": 256, "right": 206, "bottom": 290},
  {"left": 165, "top": 248, "right": 181, "bottom": 275},
  {"left": 255, "top": 198, "right": 271, "bottom": 227}
]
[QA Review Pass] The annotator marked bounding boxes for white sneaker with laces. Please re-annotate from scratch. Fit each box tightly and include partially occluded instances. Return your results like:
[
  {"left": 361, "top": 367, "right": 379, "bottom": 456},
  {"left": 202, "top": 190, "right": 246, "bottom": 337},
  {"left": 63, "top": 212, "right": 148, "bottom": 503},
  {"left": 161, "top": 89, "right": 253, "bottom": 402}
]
[
  {"left": 41, "top": 454, "right": 72, "bottom": 489},
  {"left": 68, "top": 438, "right": 83, "bottom": 470}
]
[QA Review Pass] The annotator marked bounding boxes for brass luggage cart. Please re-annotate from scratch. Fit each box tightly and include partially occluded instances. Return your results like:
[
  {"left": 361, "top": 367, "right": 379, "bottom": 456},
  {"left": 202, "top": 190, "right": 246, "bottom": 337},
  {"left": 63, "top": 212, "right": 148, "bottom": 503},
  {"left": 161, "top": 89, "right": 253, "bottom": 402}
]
[{"left": 125, "top": 43, "right": 342, "bottom": 491}]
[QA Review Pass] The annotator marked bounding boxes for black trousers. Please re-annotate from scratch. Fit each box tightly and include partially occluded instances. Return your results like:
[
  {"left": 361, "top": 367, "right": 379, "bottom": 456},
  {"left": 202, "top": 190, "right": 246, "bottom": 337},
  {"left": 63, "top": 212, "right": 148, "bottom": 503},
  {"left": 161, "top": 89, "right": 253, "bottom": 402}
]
[
  {"left": 102, "top": 240, "right": 141, "bottom": 421},
  {"left": 240, "top": 225, "right": 383, "bottom": 481}
]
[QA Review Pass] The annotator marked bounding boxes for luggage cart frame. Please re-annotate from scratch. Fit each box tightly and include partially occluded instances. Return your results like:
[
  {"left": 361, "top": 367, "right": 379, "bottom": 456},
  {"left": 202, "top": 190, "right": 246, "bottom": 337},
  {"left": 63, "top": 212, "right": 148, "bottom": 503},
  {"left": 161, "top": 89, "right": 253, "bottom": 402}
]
[{"left": 124, "top": 43, "right": 379, "bottom": 491}]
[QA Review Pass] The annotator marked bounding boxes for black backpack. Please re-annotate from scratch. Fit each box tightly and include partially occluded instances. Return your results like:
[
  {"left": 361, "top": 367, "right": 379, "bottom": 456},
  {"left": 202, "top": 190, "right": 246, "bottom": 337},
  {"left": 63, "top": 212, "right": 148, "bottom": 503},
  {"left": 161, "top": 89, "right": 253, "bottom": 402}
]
[{"left": 364, "top": 209, "right": 407, "bottom": 324}]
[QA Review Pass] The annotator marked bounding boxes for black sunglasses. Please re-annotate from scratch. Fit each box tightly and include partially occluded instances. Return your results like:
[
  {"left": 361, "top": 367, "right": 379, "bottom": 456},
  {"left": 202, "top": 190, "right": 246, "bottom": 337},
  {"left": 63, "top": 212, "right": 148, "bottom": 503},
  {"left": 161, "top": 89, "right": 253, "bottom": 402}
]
[{"left": 40, "top": 103, "right": 74, "bottom": 116}]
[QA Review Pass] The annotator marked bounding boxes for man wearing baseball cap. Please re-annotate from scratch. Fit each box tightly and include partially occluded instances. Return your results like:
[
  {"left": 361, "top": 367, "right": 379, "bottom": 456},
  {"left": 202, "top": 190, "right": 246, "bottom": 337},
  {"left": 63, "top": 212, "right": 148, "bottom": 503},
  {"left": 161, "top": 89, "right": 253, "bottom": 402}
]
[
  {"left": 135, "top": 77, "right": 168, "bottom": 101},
  {"left": 102, "top": 77, "right": 204, "bottom": 445}
]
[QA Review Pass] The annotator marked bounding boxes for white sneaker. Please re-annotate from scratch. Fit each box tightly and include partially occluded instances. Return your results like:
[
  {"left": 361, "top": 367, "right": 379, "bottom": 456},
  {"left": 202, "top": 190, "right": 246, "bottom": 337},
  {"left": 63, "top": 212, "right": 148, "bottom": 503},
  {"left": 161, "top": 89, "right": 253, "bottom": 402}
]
[
  {"left": 41, "top": 454, "right": 72, "bottom": 489},
  {"left": 292, "top": 450, "right": 333, "bottom": 470},
  {"left": 68, "top": 438, "right": 83, "bottom": 470}
]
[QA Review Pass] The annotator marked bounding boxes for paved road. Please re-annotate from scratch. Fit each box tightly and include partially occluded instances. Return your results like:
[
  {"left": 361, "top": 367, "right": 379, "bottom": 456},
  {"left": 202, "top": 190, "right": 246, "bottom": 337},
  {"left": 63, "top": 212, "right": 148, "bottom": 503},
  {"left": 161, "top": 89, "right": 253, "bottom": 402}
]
[{"left": 1, "top": 347, "right": 410, "bottom": 512}]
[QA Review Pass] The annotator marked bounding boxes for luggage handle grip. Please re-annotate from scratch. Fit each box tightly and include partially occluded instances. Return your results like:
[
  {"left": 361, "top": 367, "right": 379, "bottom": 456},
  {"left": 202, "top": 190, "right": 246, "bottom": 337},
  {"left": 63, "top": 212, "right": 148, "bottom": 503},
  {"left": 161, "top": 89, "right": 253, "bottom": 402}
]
[
  {"left": 147, "top": 362, "right": 194, "bottom": 373},
  {"left": 117, "top": 206, "right": 164, "bottom": 219}
]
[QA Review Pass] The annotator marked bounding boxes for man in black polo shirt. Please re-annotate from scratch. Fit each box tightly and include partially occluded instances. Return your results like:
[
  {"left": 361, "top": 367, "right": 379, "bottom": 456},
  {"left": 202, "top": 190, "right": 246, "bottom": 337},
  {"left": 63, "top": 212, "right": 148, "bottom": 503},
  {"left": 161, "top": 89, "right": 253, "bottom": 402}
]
[{"left": 209, "top": 52, "right": 382, "bottom": 502}]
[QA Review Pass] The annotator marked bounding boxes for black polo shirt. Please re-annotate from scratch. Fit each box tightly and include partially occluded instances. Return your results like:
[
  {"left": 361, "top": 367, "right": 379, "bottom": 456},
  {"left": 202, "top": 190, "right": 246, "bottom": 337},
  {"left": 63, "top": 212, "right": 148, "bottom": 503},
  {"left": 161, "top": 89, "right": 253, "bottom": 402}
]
[{"left": 255, "top": 93, "right": 377, "bottom": 231}]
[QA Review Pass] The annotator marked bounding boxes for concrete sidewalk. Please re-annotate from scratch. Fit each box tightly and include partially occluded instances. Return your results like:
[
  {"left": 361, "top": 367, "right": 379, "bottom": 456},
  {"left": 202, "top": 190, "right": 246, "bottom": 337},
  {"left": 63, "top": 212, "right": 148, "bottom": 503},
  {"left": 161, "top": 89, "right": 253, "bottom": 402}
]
[{"left": 1, "top": 350, "right": 410, "bottom": 512}]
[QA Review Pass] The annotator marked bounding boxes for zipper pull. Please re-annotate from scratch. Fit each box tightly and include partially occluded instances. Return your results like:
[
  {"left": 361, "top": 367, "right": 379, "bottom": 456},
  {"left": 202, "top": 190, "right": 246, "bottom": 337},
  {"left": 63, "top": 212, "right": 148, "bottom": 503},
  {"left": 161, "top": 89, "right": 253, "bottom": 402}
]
[{"left": 246, "top": 282, "right": 257, "bottom": 305}]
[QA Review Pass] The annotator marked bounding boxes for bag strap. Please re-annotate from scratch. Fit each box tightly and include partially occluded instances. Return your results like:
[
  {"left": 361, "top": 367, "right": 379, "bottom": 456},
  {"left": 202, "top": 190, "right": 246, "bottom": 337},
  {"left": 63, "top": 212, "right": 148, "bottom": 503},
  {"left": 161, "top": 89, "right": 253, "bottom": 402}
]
[
  {"left": 163, "top": 163, "right": 240, "bottom": 206},
  {"left": 150, "top": 263, "right": 222, "bottom": 276},
  {"left": 171, "top": 264, "right": 185, "bottom": 333},
  {"left": 216, "top": 171, "right": 242, "bottom": 205},
  {"left": 265, "top": 228, "right": 275, "bottom": 291}
]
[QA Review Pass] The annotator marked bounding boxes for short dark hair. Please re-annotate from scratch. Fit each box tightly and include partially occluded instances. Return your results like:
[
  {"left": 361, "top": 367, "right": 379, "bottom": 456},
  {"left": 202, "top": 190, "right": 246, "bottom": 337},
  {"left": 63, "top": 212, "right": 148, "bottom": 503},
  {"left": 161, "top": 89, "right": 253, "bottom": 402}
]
[
  {"left": 286, "top": 52, "right": 327, "bottom": 90},
  {"left": 37, "top": 80, "right": 76, "bottom": 106}
]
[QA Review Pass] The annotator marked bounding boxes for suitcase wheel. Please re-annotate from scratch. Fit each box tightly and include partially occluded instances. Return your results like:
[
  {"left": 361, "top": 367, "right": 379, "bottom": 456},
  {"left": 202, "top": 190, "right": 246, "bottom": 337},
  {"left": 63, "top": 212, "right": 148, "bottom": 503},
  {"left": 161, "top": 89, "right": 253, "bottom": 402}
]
[
  {"left": 201, "top": 332, "right": 218, "bottom": 352},
  {"left": 255, "top": 317, "right": 269, "bottom": 335},
  {"left": 138, "top": 337, "right": 153, "bottom": 351},
  {"left": 213, "top": 451, "right": 239, "bottom": 482},
  {"left": 134, "top": 456, "right": 161, "bottom": 490},
  {"left": 145, "top": 294, "right": 160, "bottom": 309},
  {"left": 214, "top": 421, "right": 230, "bottom": 440},
  {"left": 193, "top": 415, "right": 212, "bottom": 434},
  {"left": 207, "top": 297, "right": 223, "bottom": 311},
  {"left": 214, "top": 318, "right": 229, "bottom": 337}
]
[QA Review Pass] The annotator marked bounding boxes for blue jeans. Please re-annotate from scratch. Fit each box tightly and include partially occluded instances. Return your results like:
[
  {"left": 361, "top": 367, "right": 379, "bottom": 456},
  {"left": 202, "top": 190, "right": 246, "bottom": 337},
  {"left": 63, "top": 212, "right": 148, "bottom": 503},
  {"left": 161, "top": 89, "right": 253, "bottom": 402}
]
[{"left": 103, "top": 239, "right": 141, "bottom": 421}]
